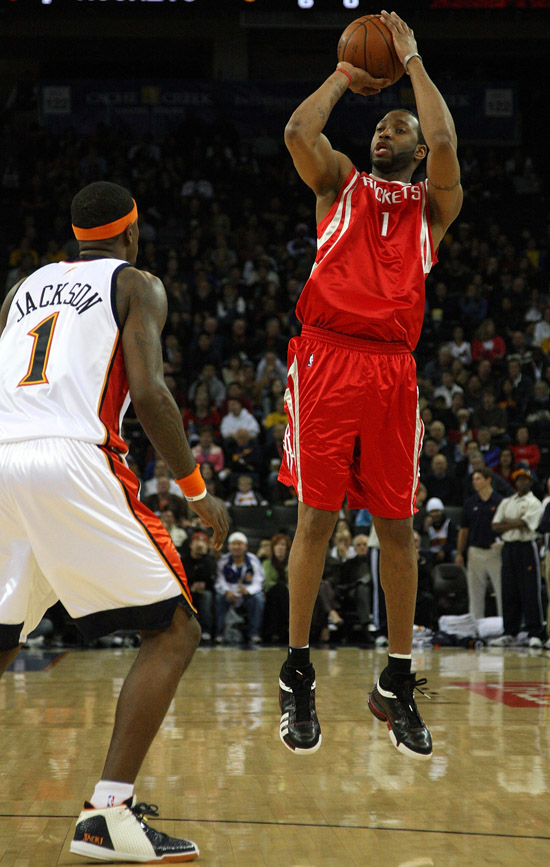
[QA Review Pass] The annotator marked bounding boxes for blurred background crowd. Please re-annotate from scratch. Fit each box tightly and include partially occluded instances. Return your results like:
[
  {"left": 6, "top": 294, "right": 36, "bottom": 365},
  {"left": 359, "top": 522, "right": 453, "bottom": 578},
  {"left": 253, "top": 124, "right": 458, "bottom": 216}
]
[{"left": 2, "top": 1, "right": 550, "bottom": 652}]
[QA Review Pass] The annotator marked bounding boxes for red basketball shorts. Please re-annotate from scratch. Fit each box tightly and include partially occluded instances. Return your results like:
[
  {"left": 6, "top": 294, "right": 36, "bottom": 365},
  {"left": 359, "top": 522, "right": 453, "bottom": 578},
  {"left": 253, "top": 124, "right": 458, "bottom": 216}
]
[{"left": 278, "top": 325, "right": 424, "bottom": 519}]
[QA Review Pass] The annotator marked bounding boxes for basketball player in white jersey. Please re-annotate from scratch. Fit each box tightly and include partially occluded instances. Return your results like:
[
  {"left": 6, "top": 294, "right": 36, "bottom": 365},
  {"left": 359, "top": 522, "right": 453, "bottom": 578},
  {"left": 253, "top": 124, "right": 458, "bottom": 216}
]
[{"left": 0, "top": 181, "right": 228, "bottom": 863}]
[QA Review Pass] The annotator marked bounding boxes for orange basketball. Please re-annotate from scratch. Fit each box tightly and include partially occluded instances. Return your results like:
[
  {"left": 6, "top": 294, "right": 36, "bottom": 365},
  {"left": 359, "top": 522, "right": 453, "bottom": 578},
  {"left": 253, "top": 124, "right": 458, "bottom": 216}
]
[{"left": 337, "top": 14, "right": 404, "bottom": 86}]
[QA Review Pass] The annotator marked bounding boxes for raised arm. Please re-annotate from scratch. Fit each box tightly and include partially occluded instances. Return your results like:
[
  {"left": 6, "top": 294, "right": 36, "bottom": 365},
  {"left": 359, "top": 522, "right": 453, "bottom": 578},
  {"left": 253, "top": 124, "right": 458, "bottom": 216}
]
[
  {"left": 285, "top": 66, "right": 389, "bottom": 222},
  {"left": 381, "top": 10, "right": 463, "bottom": 248},
  {"left": 117, "top": 267, "right": 228, "bottom": 548}
]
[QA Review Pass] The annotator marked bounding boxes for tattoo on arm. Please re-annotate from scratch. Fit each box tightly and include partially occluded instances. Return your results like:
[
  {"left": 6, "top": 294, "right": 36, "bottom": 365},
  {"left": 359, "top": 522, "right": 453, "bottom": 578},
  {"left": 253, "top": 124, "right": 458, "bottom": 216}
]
[
  {"left": 141, "top": 389, "right": 194, "bottom": 477},
  {"left": 429, "top": 177, "right": 461, "bottom": 192},
  {"left": 317, "top": 83, "right": 346, "bottom": 124}
]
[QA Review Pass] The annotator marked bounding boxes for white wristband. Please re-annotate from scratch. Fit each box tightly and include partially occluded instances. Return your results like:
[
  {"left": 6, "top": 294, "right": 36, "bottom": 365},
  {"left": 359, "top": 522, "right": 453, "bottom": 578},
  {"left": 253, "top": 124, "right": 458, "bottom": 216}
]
[
  {"left": 403, "top": 52, "right": 422, "bottom": 74},
  {"left": 185, "top": 487, "right": 207, "bottom": 502}
]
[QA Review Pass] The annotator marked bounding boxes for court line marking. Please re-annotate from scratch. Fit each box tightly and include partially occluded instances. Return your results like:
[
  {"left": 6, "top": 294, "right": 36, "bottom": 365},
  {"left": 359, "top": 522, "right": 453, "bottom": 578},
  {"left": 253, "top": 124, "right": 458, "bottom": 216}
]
[{"left": 0, "top": 815, "right": 549, "bottom": 841}]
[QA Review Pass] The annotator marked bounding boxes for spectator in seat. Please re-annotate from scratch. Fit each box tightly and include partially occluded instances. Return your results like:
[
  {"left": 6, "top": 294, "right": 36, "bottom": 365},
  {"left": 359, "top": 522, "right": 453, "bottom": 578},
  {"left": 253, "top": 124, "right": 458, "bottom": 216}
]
[
  {"left": 219, "top": 381, "right": 254, "bottom": 417},
  {"left": 142, "top": 457, "right": 183, "bottom": 500},
  {"left": 526, "top": 381, "right": 550, "bottom": 436},
  {"left": 475, "top": 426, "right": 500, "bottom": 469},
  {"left": 510, "top": 425, "right": 541, "bottom": 474},
  {"left": 220, "top": 397, "right": 260, "bottom": 440},
  {"left": 464, "top": 452, "right": 513, "bottom": 500},
  {"left": 433, "top": 370, "right": 464, "bottom": 409},
  {"left": 188, "top": 363, "right": 226, "bottom": 410},
  {"left": 262, "top": 533, "right": 291, "bottom": 644},
  {"left": 471, "top": 388, "right": 507, "bottom": 439},
  {"left": 419, "top": 437, "right": 440, "bottom": 481},
  {"left": 192, "top": 425, "right": 225, "bottom": 474},
  {"left": 424, "top": 342, "right": 454, "bottom": 388},
  {"left": 413, "top": 482, "right": 429, "bottom": 536},
  {"left": 472, "top": 318, "right": 506, "bottom": 364},
  {"left": 199, "top": 462, "right": 230, "bottom": 518},
  {"left": 180, "top": 530, "right": 217, "bottom": 643},
  {"left": 429, "top": 420, "right": 458, "bottom": 465},
  {"left": 425, "top": 454, "right": 461, "bottom": 506},
  {"left": 448, "top": 324, "right": 472, "bottom": 367},
  {"left": 255, "top": 350, "right": 287, "bottom": 394},
  {"left": 263, "top": 393, "right": 288, "bottom": 432},
  {"left": 224, "top": 428, "right": 264, "bottom": 487},
  {"left": 328, "top": 526, "right": 356, "bottom": 563},
  {"left": 182, "top": 382, "right": 221, "bottom": 442},
  {"left": 497, "top": 377, "right": 522, "bottom": 428},
  {"left": 424, "top": 498, "right": 458, "bottom": 564},
  {"left": 143, "top": 475, "right": 186, "bottom": 521},
  {"left": 533, "top": 306, "right": 550, "bottom": 348},
  {"left": 228, "top": 474, "right": 267, "bottom": 507},
  {"left": 413, "top": 531, "right": 436, "bottom": 630},
  {"left": 159, "top": 509, "right": 188, "bottom": 552},
  {"left": 336, "top": 534, "right": 374, "bottom": 644},
  {"left": 507, "top": 357, "right": 534, "bottom": 417},
  {"left": 215, "top": 532, "right": 265, "bottom": 645},
  {"left": 494, "top": 446, "right": 515, "bottom": 486}
]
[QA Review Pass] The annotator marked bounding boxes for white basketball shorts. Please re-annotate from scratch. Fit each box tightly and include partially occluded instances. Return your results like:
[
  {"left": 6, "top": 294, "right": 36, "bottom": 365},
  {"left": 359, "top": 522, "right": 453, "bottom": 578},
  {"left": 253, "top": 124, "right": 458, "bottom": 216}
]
[{"left": 0, "top": 439, "right": 195, "bottom": 649}]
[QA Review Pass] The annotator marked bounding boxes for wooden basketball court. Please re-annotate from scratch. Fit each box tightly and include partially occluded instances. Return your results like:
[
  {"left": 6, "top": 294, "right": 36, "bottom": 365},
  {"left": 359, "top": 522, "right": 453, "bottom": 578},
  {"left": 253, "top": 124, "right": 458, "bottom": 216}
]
[{"left": 1, "top": 644, "right": 549, "bottom": 866}]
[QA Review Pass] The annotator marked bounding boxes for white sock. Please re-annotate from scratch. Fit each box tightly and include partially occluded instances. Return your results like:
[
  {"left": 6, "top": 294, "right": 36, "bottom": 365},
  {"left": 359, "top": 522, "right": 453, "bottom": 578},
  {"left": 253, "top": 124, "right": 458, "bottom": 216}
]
[{"left": 90, "top": 780, "right": 135, "bottom": 809}]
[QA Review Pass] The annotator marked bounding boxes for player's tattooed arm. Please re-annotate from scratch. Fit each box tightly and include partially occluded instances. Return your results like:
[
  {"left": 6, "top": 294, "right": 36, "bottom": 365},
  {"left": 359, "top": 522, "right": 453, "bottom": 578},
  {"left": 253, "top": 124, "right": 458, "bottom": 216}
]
[
  {"left": 429, "top": 177, "right": 461, "bottom": 192},
  {"left": 121, "top": 269, "right": 196, "bottom": 479}
]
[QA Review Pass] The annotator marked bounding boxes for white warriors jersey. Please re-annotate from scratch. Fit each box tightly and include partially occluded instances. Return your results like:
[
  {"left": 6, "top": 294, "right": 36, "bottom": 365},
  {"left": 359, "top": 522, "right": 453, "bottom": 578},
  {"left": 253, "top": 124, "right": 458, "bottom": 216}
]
[{"left": 0, "top": 257, "right": 131, "bottom": 453}]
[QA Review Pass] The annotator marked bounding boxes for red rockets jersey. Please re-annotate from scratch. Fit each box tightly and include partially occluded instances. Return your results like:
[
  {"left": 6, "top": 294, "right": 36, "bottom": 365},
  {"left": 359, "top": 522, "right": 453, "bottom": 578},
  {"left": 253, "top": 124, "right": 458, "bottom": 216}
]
[{"left": 295, "top": 169, "right": 438, "bottom": 349}]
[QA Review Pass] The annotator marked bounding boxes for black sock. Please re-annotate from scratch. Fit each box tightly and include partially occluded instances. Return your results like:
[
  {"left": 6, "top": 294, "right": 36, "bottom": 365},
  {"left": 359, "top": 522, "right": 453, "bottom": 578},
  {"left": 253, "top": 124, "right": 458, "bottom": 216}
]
[
  {"left": 380, "top": 655, "right": 412, "bottom": 690},
  {"left": 287, "top": 645, "right": 310, "bottom": 669}
]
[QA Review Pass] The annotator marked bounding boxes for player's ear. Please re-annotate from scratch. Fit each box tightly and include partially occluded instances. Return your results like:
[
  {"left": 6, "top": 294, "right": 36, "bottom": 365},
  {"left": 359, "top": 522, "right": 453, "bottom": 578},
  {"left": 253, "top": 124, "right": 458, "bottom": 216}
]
[
  {"left": 415, "top": 143, "right": 428, "bottom": 162},
  {"left": 124, "top": 221, "right": 137, "bottom": 246}
]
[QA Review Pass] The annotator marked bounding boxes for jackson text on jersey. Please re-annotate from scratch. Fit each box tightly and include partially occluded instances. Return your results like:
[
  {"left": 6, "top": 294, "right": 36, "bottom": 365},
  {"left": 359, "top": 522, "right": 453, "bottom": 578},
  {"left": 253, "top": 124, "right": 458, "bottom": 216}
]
[{"left": 0, "top": 258, "right": 131, "bottom": 452}]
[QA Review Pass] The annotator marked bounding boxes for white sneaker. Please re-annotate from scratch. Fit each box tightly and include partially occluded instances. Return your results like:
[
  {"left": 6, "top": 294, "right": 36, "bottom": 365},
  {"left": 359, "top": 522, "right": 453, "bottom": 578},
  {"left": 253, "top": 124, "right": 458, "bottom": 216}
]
[
  {"left": 529, "top": 636, "right": 543, "bottom": 649},
  {"left": 489, "top": 634, "right": 516, "bottom": 647},
  {"left": 375, "top": 635, "right": 389, "bottom": 648},
  {"left": 70, "top": 797, "right": 199, "bottom": 862}
]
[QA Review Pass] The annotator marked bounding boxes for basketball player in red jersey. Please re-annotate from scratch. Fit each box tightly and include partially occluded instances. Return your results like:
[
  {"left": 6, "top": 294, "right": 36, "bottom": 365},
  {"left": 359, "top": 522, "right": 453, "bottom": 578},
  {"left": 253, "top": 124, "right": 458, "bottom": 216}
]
[
  {"left": 278, "top": 11, "right": 462, "bottom": 759},
  {"left": 0, "top": 182, "right": 228, "bottom": 862}
]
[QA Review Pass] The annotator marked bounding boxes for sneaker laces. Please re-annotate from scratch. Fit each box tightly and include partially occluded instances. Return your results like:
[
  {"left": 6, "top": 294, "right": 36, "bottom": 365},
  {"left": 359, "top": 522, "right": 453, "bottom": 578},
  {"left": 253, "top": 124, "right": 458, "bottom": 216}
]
[
  {"left": 132, "top": 802, "right": 160, "bottom": 822},
  {"left": 288, "top": 667, "right": 315, "bottom": 724},
  {"left": 394, "top": 676, "right": 430, "bottom": 727}
]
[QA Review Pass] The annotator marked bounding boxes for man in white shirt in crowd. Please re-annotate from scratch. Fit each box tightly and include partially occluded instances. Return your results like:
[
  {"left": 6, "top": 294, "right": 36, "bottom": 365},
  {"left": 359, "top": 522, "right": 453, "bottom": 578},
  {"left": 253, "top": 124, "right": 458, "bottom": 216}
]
[
  {"left": 490, "top": 468, "right": 545, "bottom": 648},
  {"left": 215, "top": 532, "right": 265, "bottom": 645}
]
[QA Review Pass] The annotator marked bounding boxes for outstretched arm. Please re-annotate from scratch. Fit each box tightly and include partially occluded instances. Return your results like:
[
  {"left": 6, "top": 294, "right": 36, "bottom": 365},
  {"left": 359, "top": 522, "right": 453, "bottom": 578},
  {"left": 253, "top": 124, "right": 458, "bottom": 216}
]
[
  {"left": 285, "top": 65, "right": 390, "bottom": 222},
  {"left": 381, "top": 10, "right": 463, "bottom": 247}
]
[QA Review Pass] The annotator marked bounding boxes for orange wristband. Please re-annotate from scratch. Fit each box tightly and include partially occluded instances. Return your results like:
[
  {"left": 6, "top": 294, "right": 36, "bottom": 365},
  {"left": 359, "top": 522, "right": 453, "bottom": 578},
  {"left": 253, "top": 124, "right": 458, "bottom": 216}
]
[{"left": 175, "top": 465, "right": 207, "bottom": 501}]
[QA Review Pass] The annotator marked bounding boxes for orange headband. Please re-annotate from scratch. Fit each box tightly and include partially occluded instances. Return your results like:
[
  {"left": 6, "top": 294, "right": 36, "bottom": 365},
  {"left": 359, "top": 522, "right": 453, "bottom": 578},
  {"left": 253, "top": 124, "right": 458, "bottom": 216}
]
[{"left": 72, "top": 199, "right": 138, "bottom": 241}]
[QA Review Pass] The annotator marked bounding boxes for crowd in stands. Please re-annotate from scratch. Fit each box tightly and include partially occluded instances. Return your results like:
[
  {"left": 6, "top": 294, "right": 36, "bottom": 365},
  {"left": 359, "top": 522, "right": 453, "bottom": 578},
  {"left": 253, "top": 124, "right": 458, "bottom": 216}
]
[{"left": 3, "top": 110, "right": 550, "bottom": 648}]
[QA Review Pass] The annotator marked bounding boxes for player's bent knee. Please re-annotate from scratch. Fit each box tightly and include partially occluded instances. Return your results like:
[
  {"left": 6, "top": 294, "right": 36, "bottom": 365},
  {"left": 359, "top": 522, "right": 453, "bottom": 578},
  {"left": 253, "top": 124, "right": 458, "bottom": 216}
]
[{"left": 297, "top": 504, "right": 339, "bottom": 541}]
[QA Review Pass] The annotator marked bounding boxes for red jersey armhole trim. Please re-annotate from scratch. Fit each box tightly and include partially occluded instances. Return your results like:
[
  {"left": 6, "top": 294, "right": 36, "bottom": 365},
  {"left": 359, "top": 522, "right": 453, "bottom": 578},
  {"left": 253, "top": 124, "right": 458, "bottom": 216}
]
[{"left": 316, "top": 167, "right": 359, "bottom": 236}]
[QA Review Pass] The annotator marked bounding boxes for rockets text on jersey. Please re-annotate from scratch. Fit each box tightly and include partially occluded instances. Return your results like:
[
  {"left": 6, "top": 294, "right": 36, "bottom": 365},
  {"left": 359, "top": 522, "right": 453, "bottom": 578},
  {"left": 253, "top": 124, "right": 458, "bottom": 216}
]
[{"left": 296, "top": 169, "right": 438, "bottom": 349}]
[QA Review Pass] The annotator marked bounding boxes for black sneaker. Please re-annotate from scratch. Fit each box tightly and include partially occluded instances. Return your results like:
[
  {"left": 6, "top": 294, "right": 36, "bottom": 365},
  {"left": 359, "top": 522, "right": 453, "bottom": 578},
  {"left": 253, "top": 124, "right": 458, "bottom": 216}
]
[
  {"left": 368, "top": 672, "right": 432, "bottom": 760},
  {"left": 279, "top": 661, "right": 322, "bottom": 754},
  {"left": 70, "top": 797, "right": 199, "bottom": 862}
]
